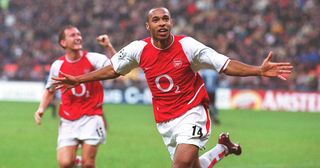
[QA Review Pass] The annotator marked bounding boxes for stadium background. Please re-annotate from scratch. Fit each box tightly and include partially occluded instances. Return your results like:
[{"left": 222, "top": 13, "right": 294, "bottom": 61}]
[
  {"left": 0, "top": 0, "right": 319, "bottom": 91},
  {"left": 0, "top": 0, "right": 319, "bottom": 168}
]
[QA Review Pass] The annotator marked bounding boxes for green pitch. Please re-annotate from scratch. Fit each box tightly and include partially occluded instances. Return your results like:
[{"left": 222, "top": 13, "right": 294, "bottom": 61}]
[{"left": 0, "top": 101, "right": 319, "bottom": 168}]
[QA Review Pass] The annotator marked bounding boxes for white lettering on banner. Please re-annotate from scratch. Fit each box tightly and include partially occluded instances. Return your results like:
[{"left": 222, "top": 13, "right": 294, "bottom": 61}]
[
  {"left": 262, "top": 91, "right": 276, "bottom": 110},
  {"left": 262, "top": 91, "right": 320, "bottom": 112},
  {"left": 102, "top": 87, "right": 319, "bottom": 112},
  {"left": 71, "top": 84, "right": 87, "bottom": 97},
  {"left": 104, "top": 89, "right": 123, "bottom": 103},
  {"left": 125, "top": 87, "right": 152, "bottom": 104},
  {"left": 104, "top": 87, "right": 152, "bottom": 104},
  {"left": 142, "top": 88, "right": 152, "bottom": 104},
  {"left": 155, "top": 74, "right": 174, "bottom": 92},
  {"left": 125, "top": 87, "right": 140, "bottom": 104},
  {"left": 275, "top": 92, "right": 295, "bottom": 111}
]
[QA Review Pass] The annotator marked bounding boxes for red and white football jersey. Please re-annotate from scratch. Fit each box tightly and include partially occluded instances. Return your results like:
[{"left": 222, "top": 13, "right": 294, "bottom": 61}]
[
  {"left": 111, "top": 35, "right": 230, "bottom": 123},
  {"left": 46, "top": 51, "right": 111, "bottom": 120}
]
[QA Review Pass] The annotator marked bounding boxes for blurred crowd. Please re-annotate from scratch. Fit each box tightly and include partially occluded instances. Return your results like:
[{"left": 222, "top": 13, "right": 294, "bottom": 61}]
[{"left": 0, "top": 0, "right": 319, "bottom": 91}]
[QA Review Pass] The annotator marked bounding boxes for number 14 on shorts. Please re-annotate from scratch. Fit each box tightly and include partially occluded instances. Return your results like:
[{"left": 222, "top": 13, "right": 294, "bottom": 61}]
[{"left": 192, "top": 125, "right": 203, "bottom": 138}]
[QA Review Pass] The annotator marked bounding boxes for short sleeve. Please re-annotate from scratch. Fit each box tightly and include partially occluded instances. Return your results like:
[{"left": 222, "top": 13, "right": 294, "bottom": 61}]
[
  {"left": 86, "top": 52, "right": 111, "bottom": 69},
  {"left": 179, "top": 37, "right": 230, "bottom": 72},
  {"left": 111, "top": 40, "right": 147, "bottom": 75},
  {"left": 45, "top": 60, "right": 63, "bottom": 90}
]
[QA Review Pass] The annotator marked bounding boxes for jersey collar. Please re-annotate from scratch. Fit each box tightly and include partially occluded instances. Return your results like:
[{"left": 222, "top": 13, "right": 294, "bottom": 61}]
[{"left": 151, "top": 34, "right": 175, "bottom": 50}]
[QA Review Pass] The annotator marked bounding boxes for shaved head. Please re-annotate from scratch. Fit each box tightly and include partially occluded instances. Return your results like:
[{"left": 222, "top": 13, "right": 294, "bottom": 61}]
[{"left": 146, "top": 7, "right": 171, "bottom": 22}]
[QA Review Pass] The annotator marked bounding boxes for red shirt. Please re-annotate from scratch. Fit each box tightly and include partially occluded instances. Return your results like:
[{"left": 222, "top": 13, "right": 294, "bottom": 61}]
[
  {"left": 140, "top": 36, "right": 209, "bottom": 122},
  {"left": 47, "top": 51, "right": 110, "bottom": 120},
  {"left": 111, "top": 35, "right": 229, "bottom": 123}
]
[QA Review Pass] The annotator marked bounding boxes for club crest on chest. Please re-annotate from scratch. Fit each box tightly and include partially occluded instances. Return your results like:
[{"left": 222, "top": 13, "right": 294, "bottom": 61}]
[{"left": 173, "top": 58, "right": 182, "bottom": 69}]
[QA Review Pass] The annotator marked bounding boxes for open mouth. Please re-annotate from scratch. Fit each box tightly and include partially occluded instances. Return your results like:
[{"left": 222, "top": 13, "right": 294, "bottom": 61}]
[
  {"left": 158, "top": 28, "right": 168, "bottom": 36},
  {"left": 74, "top": 39, "right": 82, "bottom": 44},
  {"left": 72, "top": 40, "right": 83, "bottom": 49},
  {"left": 73, "top": 40, "right": 83, "bottom": 47}
]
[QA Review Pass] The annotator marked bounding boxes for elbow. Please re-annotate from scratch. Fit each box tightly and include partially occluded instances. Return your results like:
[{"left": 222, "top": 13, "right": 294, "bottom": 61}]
[
  {"left": 112, "top": 71, "right": 121, "bottom": 79},
  {"left": 104, "top": 69, "right": 121, "bottom": 80}
]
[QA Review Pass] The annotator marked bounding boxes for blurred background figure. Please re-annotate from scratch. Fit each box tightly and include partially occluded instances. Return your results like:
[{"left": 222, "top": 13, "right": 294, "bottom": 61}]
[{"left": 200, "top": 69, "right": 220, "bottom": 124}]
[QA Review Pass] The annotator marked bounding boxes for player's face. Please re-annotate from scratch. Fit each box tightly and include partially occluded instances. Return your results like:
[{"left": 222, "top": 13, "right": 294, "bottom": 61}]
[
  {"left": 60, "top": 27, "right": 83, "bottom": 51},
  {"left": 146, "top": 8, "right": 172, "bottom": 41}
]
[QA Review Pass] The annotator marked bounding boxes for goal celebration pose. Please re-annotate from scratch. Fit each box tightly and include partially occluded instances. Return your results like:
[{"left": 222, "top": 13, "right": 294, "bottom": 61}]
[{"left": 53, "top": 8, "right": 292, "bottom": 168}]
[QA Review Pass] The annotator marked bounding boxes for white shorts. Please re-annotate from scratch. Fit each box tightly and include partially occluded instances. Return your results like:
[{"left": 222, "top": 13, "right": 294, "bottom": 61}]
[
  {"left": 156, "top": 105, "right": 211, "bottom": 160},
  {"left": 57, "top": 115, "right": 106, "bottom": 149}
]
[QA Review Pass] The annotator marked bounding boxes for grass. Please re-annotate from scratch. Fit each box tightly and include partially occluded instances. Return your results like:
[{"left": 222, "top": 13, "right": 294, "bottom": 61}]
[{"left": 0, "top": 101, "right": 319, "bottom": 168}]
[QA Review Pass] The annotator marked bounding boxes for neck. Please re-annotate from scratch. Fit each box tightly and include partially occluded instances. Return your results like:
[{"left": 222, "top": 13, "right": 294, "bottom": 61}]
[
  {"left": 152, "top": 35, "right": 173, "bottom": 49},
  {"left": 66, "top": 50, "right": 82, "bottom": 61}
]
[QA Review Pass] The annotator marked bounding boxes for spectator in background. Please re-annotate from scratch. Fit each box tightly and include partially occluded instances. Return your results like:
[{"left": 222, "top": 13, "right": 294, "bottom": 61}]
[{"left": 34, "top": 25, "right": 116, "bottom": 168}]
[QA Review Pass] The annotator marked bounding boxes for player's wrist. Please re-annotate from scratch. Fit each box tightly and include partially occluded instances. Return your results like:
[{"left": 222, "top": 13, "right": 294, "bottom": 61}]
[
  {"left": 37, "top": 107, "right": 45, "bottom": 113},
  {"left": 104, "top": 44, "right": 113, "bottom": 49},
  {"left": 258, "top": 66, "right": 263, "bottom": 76},
  {"left": 74, "top": 76, "right": 82, "bottom": 85}
]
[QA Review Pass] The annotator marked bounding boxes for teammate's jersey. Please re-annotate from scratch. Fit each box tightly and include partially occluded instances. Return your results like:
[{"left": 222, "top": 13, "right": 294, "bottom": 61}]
[
  {"left": 46, "top": 51, "right": 110, "bottom": 120},
  {"left": 111, "top": 35, "right": 230, "bottom": 123}
]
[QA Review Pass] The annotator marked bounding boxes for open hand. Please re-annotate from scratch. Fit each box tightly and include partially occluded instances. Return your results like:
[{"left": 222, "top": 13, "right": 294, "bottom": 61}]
[
  {"left": 52, "top": 71, "right": 79, "bottom": 91},
  {"left": 260, "top": 51, "right": 293, "bottom": 80}
]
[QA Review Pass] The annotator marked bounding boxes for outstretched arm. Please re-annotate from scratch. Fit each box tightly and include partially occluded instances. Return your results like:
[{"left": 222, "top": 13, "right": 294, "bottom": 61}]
[
  {"left": 223, "top": 52, "right": 293, "bottom": 80},
  {"left": 53, "top": 65, "right": 120, "bottom": 87},
  {"left": 54, "top": 35, "right": 120, "bottom": 88}
]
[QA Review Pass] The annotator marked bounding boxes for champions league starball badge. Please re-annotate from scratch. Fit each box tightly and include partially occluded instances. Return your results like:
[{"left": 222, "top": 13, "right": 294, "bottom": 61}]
[{"left": 118, "top": 49, "right": 125, "bottom": 59}]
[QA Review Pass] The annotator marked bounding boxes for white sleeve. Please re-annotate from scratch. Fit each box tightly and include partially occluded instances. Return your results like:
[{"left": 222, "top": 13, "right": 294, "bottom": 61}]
[
  {"left": 179, "top": 37, "right": 230, "bottom": 72},
  {"left": 86, "top": 52, "right": 111, "bottom": 69},
  {"left": 111, "top": 40, "right": 147, "bottom": 75},
  {"left": 45, "top": 60, "right": 63, "bottom": 89}
]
